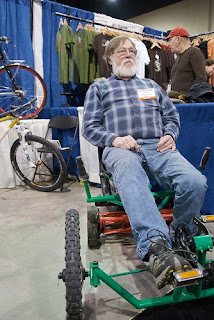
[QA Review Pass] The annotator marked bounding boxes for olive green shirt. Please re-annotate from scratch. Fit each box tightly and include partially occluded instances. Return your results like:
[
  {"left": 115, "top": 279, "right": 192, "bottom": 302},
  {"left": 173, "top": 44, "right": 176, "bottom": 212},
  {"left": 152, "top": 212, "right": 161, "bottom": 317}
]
[{"left": 56, "top": 25, "right": 74, "bottom": 84}]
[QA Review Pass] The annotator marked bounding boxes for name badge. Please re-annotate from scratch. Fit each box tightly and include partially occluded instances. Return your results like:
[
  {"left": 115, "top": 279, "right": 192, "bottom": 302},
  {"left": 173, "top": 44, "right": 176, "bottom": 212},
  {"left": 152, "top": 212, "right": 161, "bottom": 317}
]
[{"left": 138, "top": 88, "right": 156, "bottom": 100}]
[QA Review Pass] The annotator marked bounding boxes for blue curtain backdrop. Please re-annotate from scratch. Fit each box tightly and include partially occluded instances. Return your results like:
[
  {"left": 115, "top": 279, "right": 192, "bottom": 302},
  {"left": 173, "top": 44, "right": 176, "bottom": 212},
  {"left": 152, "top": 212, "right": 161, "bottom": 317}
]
[
  {"left": 41, "top": 0, "right": 94, "bottom": 110},
  {"left": 0, "top": 0, "right": 34, "bottom": 67},
  {"left": 176, "top": 103, "right": 214, "bottom": 214}
]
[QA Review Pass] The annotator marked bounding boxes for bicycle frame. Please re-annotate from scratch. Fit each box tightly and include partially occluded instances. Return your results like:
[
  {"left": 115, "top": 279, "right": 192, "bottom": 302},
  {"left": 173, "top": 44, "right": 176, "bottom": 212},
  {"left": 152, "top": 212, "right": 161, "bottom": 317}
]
[
  {"left": 0, "top": 115, "right": 40, "bottom": 168},
  {"left": 0, "top": 42, "right": 29, "bottom": 93}
]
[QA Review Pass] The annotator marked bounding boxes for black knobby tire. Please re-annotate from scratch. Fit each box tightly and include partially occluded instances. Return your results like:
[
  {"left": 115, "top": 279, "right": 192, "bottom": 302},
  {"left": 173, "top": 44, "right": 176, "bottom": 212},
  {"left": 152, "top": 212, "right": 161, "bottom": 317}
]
[
  {"left": 10, "top": 134, "right": 66, "bottom": 192},
  {"left": 65, "top": 209, "right": 83, "bottom": 320},
  {"left": 0, "top": 64, "right": 47, "bottom": 118},
  {"left": 87, "top": 206, "right": 101, "bottom": 249}
]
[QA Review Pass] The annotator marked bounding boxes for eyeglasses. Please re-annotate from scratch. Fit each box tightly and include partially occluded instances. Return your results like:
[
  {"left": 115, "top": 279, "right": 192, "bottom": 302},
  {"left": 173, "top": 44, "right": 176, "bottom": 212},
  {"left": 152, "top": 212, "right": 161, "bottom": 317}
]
[{"left": 113, "top": 48, "right": 137, "bottom": 57}]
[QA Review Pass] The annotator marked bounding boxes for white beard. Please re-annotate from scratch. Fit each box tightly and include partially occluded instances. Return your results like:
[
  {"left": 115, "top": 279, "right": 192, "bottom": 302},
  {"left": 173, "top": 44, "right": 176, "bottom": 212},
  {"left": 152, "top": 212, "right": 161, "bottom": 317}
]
[{"left": 112, "top": 59, "right": 137, "bottom": 78}]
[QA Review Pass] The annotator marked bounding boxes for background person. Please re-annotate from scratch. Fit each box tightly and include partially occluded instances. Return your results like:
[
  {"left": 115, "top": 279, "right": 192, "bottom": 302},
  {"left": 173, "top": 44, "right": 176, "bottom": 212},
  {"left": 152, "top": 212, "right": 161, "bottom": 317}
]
[
  {"left": 167, "top": 27, "right": 207, "bottom": 97},
  {"left": 205, "top": 58, "right": 214, "bottom": 79},
  {"left": 82, "top": 36, "right": 207, "bottom": 289}
]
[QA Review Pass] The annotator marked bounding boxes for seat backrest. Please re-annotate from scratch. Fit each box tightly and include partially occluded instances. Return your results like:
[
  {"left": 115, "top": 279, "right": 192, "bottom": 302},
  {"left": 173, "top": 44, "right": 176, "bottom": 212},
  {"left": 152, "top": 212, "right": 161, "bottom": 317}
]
[
  {"left": 98, "top": 147, "right": 110, "bottom": 175},
  {"left": 48, "top": 116, "right": 78, "bottom": 130}
]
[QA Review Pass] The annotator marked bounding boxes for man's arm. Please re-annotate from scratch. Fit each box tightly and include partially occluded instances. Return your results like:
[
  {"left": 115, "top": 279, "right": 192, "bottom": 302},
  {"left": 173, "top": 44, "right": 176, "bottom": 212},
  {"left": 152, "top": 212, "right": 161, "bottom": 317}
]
[
  {"left": 190, "top": 48, "right": 207, "bottom": 84},
  {"left": 157, "top": 83, "right": 180, "bottom": 140},
  {"left": 154, "top": 82, "right": 180, "bottom": 152},
  {"left": 82, "top": 82, "right": 117, "bottom": 147}
]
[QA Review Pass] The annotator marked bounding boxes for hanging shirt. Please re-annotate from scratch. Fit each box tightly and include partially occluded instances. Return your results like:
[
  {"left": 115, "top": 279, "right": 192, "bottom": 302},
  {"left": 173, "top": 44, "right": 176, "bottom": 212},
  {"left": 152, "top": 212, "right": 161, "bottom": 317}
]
[
  {"left": 148, "top": 47, "right": 171, "bottom": 87},
  {"left": 130, "top": 38, "right": 150, "bottom": 78},
  {"left": 55, "top": 25, "right": 74, "bottom": 84},
  {"left": 92, "top": 33, "right": 113, "bottom": 78},
  {"left": 73, "top": 29, "right": 98, "bottom": 84},
  {"left": 88, "top": 30, "right": 100, "bottom": 83}
]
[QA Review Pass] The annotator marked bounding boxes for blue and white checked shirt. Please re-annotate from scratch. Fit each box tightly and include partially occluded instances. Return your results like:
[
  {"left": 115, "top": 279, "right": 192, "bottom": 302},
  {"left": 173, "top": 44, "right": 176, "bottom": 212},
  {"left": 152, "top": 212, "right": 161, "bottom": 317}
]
[{"left": 82, "top": 74, "right": 180, "bottom": 147}]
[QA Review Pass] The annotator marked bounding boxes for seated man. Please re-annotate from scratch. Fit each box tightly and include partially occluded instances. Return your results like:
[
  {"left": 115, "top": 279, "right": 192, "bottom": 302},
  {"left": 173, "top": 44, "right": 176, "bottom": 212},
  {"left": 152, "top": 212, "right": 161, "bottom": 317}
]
[{"left": 82, "top": 36, "right": 207, "bottom": 289}]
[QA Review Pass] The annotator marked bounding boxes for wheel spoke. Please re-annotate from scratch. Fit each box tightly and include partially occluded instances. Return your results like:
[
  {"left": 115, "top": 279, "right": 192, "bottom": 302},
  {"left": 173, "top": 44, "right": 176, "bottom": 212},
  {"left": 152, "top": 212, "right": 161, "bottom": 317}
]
[{"left": 10, "top": 135, "right": 66, "bottom": 191}]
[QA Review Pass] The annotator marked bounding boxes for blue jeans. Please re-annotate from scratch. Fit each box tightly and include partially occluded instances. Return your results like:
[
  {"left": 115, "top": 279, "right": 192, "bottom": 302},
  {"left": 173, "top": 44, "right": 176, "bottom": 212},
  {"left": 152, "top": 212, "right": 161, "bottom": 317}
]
[{"left": 102, "top": 139, "right": 207, "bottom": 260}]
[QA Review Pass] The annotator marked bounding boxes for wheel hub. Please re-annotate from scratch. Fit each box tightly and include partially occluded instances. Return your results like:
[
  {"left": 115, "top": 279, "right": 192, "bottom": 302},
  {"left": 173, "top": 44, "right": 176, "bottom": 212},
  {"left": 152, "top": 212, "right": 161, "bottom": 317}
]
[{"left": 14, "top": 88, "right": 26, "bottom": 98}]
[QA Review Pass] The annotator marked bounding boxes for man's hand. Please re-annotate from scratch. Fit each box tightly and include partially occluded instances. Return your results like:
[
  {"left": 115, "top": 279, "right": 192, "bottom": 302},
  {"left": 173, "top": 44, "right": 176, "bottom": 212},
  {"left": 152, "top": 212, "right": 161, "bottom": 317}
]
[
  {"left": 112, "top": 135, "right": 141, "bottom": 151},
  {"left": 157, "top": 135, "right": 176, "bottom": 152}
]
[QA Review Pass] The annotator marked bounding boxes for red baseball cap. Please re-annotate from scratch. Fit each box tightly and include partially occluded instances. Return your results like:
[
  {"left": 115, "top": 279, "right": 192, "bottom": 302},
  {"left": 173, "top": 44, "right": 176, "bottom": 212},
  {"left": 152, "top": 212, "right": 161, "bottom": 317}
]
[{"left": 166, "top": 27, "right": 190, "bottom": 39}]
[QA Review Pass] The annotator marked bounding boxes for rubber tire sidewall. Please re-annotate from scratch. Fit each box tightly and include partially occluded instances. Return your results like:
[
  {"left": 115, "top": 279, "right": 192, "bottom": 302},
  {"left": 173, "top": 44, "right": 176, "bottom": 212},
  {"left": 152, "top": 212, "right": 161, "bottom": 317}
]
[
  {"left": 10, "top": 135, "right": 66, "bottom": 192},
  {"left": 65, "top": 209, "right": 83, "bottom": 320}
]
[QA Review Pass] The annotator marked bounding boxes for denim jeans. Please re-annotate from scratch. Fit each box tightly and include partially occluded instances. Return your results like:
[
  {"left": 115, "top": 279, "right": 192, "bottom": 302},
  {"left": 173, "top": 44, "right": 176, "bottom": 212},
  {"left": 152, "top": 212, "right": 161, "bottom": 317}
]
[{"left": 102, "top": 139, "right": 207, "bottom": 260}]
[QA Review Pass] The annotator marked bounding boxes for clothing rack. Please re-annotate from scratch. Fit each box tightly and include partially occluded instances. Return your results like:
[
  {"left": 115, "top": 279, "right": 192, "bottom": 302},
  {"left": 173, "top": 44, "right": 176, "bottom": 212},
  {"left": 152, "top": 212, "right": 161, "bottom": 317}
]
[
  {"left": 55, "top": 11, "right": 166, "bottom": 40},
  {"left": 191, "top": 30, "right": 214, "bottom": 38}
]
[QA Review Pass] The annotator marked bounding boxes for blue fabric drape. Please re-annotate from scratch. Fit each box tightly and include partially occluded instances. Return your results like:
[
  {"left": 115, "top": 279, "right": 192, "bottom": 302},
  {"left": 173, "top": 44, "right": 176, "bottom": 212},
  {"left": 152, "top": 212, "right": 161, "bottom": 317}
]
[
  {"left": 0, "top": 0, "right": 33, "bottom": 67},
  {"left": 176, "top": 103, "right": 214, "bottom": 214},
  {"left": 42, "top": 0, "right": 94, "bottom": 109},
  {"left": 40, "top": 103, "right": 214, "bottom": 213},
  {"left": 143, "top": 26, "right": 167, "bottom": 38}
]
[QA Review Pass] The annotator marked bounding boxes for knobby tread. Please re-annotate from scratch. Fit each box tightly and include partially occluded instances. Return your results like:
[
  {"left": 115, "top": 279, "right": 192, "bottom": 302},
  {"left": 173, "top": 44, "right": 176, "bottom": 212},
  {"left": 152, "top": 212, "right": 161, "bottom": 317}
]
[{"left": 65, "top": 209, "right": 83, "bottom": 320}]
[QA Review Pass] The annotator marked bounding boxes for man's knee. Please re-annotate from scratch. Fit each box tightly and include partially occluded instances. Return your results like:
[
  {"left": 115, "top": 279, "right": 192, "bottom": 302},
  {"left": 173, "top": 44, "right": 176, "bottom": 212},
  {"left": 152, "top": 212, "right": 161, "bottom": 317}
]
[
  {"left": 177, "top": 171, "right": 207, "bottom": 195},
  {"left": 195, "top": 175, "right": 208, "bottom": 196}
]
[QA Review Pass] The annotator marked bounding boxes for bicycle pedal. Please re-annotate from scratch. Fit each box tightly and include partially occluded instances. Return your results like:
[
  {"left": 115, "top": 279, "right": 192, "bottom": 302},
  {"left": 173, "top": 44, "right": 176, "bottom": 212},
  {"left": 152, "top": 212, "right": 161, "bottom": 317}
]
[
  {"left": 201, "top": 215, "right": 214, "bottom": 223},
  {"left": 173, "top": 265, "right": 204, "bottom": 286}
]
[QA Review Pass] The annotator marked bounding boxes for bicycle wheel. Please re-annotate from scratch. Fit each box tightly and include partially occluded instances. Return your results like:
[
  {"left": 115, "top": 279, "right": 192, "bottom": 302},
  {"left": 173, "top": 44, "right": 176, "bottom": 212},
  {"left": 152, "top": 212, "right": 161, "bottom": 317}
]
[
  {"left": 65, "top": 209, "right": 83, "bottom": 320},
  {"left": 0, "top": 64, "right": 47, "bottom": 118},
  {"left": 10, "top": 134, "right": 66, "bottom": 192}
]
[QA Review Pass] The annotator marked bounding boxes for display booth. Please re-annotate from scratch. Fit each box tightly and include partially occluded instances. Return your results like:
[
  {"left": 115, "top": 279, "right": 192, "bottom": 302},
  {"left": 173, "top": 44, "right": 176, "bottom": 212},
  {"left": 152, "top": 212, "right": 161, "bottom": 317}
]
[{"left": 0, "top": 0, "right": 213, "bottom": 214}]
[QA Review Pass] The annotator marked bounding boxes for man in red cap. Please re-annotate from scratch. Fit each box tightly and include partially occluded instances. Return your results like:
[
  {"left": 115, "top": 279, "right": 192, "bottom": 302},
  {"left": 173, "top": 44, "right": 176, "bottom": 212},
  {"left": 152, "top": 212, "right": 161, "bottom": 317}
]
[{"left": 167, "top": 27, "right": 207, "bottom": 97}]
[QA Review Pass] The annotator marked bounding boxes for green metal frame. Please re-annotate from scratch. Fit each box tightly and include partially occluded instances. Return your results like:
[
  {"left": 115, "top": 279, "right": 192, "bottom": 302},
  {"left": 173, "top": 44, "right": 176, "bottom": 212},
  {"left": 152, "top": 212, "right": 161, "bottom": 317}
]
[
  {"left": 81, "top": 173, "right": 214, "bottom": 308},
  {"left": 88, "top": 234, "right": 214, "bottom": 309},
  {"left": 83, "top": 180, "right": 175, "bottom": 210}
]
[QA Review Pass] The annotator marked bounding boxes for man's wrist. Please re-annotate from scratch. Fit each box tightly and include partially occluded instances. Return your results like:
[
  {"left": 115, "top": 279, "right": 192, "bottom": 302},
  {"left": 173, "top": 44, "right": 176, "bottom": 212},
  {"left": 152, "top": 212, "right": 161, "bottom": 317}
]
[{"left": 164, "top": 133, "right": 175, "bottom": 140}]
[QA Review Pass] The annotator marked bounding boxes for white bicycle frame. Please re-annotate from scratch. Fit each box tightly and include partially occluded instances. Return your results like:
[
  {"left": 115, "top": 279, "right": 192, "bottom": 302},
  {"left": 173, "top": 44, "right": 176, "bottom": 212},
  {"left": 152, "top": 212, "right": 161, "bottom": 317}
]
[
  {"left": 0, "top": 118, "right": 40, "bottom": 169},
  {"left": 14, "top": 122, "right": 37, "bottom": 168}
]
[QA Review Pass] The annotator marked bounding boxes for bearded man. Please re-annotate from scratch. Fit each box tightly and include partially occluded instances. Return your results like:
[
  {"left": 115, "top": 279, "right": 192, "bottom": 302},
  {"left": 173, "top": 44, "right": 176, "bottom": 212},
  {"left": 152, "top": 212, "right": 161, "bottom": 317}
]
[{"left": 82, "top": 36, "right": 207, "bottom": 289}]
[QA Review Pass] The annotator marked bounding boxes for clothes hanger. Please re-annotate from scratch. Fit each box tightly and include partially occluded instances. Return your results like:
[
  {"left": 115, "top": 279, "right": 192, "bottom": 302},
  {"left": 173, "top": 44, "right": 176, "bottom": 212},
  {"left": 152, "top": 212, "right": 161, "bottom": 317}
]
[
  {"left": 84, "top": 24, "right": 96, "bottom": 31},
  {"left": 191, "top": 37, "right": 201, "bottom": 46},
  {"left": 100, "top": 27, "right": 108, "bottom": 35},
  {"left": 76, "top": 22, "right": 84, "bottom": 32},
  {"left": 111, "top": 29, "right": 119, "bottom": 36},
  {"left": 63, "top": 18, "right": 68, "bottom": 26},
  {"left": 58, "top": 18, "right": 64, "bottom": 29},
  {"left": 150, "top": 40, "right": 161, "bottom": 49}
]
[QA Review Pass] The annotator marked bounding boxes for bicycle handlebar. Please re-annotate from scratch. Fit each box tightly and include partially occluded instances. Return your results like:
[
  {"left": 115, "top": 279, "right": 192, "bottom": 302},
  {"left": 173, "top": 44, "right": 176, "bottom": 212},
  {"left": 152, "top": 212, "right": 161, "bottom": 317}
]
[
  {"left": 199, "top": 147, "right": 211, "bottom": 171},
  {"left": 0, "top": 98, "right": 37, "bottom": 119},
  {"left": 0, "top": 36, "right": 11, "bottom": 44}
]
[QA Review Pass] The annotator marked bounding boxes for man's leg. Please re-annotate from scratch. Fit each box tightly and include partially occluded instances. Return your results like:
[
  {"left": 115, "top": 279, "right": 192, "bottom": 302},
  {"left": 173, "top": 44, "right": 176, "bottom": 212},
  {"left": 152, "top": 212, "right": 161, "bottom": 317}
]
[
  {"left": 103, "top": 145, "right": 192, "bottom": 289},
  {"left": 103, "top": 146, "right": 171, "bottom": 259},
  {"left": 142, "top": 143, "right": 207, "bottom": 239}
]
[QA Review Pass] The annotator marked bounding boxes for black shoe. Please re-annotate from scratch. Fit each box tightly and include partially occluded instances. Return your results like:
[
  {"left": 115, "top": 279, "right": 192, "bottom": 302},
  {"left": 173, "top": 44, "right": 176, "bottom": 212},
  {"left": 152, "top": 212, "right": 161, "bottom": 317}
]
[{"left": 149, "top": 238, "right": 192, "bottom": 289}]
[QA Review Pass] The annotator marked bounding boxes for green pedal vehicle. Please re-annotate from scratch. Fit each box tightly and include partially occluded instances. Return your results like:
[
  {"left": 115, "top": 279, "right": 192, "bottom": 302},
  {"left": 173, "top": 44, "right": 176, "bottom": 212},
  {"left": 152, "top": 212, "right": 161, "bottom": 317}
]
[{"left": 58, "top": 148, "right": 214, "bottom": 320}]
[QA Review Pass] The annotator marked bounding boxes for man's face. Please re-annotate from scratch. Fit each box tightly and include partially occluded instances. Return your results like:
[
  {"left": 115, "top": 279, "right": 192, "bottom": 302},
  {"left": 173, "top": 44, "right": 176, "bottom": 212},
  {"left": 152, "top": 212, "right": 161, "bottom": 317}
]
[
  {"left": 108, "top": 39, "right": 137, "bottom": 79},
  {"left": 168, "top": 36, "right": 180, "bottom": 54},
  {"left": 205, "top": 64, "right": 214, "bottom": 77}
]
